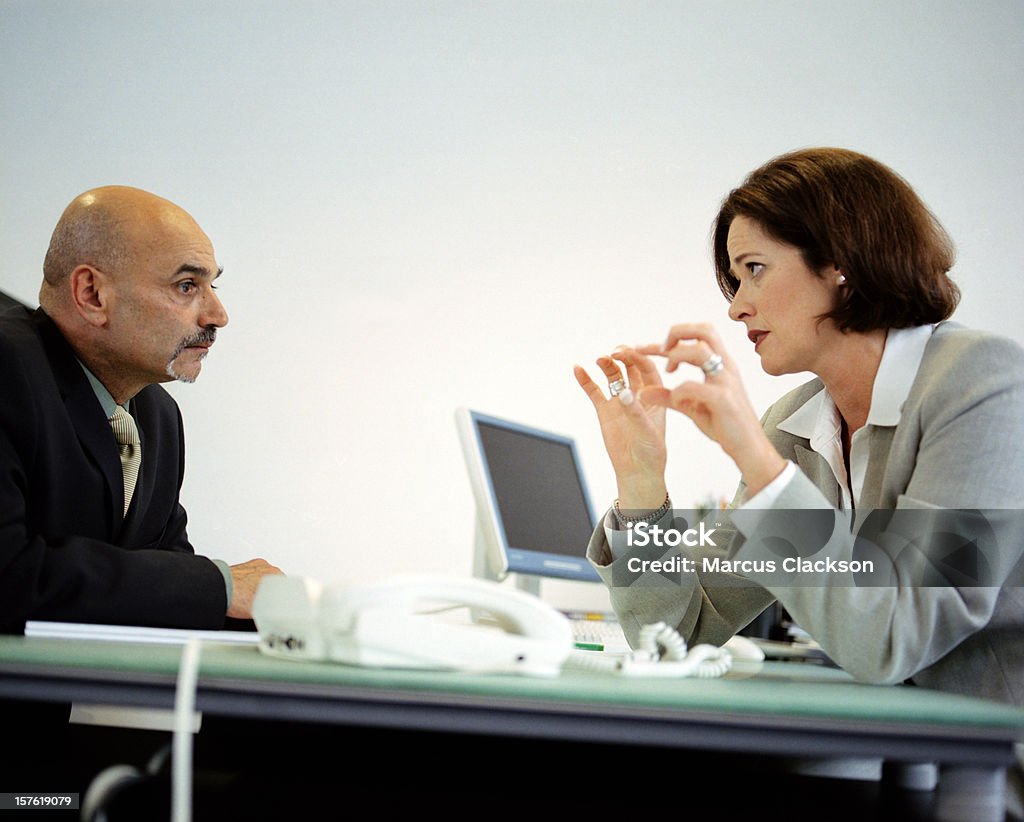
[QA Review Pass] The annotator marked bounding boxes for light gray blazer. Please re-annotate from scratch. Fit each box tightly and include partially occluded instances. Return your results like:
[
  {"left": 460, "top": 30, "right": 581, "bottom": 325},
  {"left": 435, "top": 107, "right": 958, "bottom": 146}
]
[{"left": 587, "top": 322, "right": 1024, "bottom": 707}]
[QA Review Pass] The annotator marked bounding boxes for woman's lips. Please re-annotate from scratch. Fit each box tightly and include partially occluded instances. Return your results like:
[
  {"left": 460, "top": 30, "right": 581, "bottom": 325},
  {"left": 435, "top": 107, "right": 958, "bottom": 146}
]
[{"left": 748, "top": 330, "right": 768, "bottom": 351}]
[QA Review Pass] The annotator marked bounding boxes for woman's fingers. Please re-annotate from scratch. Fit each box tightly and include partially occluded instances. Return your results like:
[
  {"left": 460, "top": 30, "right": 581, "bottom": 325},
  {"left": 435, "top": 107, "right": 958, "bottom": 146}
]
[
  {"left": 659, "top": 323, "right": 736, "bottom": 375},
  {"left": 612, "top": 345, "right": 664, "bottom": 389},
  {"left": 596, "top": 355, "right": 625, "bottom": 383},
  {"left": 573, "top": 364, "right": 608, "bottom": 410},
  {"left": 662, "top": 321, "right": 723, "bottom": 353},
  {"left": 665, "top": 341, "right": 718, "bottom": 374},
  {"left": 636, "top": 385, "right": 672, "bottom": 408},
  {"left": 579, "top": 325, "right": 737, "bottom": 419},
  {"left": 596, "top": 355, "right": 635, "bottom": 403}
]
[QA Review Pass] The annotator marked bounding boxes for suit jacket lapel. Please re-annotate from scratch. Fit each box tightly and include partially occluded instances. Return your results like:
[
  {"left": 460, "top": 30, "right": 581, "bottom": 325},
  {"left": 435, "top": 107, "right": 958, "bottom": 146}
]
[
  {"left": 37, "top": 310, "right": 125, "bottom": 530},
  {"left": 65, "top": 381, "right": 124, "bottom": 529}
]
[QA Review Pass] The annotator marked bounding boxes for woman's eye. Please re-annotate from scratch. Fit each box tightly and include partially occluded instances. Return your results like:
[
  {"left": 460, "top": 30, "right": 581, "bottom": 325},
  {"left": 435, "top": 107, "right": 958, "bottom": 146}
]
[{"left": 748, "top": 263, "right": 765, "bottom": 278}]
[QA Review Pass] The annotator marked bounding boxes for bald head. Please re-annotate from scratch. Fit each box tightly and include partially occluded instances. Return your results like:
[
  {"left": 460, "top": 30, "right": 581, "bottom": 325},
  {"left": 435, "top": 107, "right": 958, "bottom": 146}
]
[
  {"left": 36, "top": 185, "right": 227, "bottom": 403},
  {"left": 41, "top": 186, "right": 203, "bottom": 294}
]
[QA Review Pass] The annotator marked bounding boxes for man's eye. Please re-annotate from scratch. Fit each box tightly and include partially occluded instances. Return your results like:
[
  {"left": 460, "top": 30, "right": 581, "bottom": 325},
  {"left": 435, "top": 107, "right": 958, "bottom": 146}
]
[{"left": 178, "top": 281, "right": 195, "bottom": 294}]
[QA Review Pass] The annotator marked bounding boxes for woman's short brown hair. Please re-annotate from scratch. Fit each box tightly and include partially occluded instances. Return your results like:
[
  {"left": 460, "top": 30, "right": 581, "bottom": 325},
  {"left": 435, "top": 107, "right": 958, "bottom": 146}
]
[{"left": 712, "top": 148, "right": 959, "bottom": 332}]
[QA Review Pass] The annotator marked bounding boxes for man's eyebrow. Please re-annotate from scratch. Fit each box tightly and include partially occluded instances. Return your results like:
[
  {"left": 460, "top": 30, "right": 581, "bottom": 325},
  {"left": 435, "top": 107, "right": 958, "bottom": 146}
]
[{"left": 172, "top": 264, "right": 224, "bottom": 279}]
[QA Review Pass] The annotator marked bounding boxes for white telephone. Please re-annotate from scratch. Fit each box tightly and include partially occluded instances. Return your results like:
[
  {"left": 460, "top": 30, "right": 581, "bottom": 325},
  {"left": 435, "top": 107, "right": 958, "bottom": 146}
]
[
  {"left": 252, "top": 573, "right": 736, "bottom": 680},
  {"left": 252, "top": 573, "right": 574, "bottom": 677}
]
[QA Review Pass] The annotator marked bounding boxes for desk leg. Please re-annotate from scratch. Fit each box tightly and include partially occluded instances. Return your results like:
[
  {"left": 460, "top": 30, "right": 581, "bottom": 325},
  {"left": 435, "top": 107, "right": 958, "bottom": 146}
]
[{"left": 935, "top": 764, "right": 1006, "bottom": 822}]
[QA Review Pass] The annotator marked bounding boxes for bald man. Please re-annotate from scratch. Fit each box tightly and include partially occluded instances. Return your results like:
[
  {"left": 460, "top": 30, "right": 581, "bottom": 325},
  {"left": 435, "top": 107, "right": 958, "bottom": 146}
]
[{"left": 0, "top": 186, "right": 282, "bottom": 632}]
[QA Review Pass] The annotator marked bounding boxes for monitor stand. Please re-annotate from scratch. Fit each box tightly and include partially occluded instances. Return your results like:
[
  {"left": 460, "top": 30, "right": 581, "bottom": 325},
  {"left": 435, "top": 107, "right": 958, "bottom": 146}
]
[
  {"left": 470, "top": 518, "right": 541, "bottom": 602},
  {"left": 471, "top": 517, "right": 500, "bottom": 582},
  {"left": 511, "top": 574, "right": 540, "bottom": 597}
]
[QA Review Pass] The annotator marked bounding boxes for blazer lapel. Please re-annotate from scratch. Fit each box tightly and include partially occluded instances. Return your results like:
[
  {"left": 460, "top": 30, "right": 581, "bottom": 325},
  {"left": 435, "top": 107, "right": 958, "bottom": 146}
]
[
  {"left": 793, "top": 444, "right": 841, "bottom": 507},
  {"left": 858, "top": 426, "right": 896, "bottom": 510}
]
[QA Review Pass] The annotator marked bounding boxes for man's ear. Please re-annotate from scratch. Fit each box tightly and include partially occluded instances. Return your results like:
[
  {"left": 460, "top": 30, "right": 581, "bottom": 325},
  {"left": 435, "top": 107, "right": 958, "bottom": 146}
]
[{"left": 68, "top": 265, "right": 110, "bottom": 327}]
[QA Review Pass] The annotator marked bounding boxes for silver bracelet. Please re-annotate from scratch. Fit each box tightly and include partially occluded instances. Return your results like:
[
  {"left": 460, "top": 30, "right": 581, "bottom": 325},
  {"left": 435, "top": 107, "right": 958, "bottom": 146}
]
[{"left": 613, "top": 493, "right": 672, "bottom": 527}]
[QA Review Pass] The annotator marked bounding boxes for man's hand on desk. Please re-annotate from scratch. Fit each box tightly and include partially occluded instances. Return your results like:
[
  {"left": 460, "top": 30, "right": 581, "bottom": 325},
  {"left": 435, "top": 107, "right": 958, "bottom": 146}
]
[{"left": 228, "top": 558, "right": 285, "bottom": 619}]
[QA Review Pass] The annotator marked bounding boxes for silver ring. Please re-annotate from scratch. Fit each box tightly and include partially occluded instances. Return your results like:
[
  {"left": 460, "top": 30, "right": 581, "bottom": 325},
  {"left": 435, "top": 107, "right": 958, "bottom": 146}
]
[
  {"left": 609, "top": 379, "right": 627, "bottom": 396},
  {"left": 700, "top": 354, "right": 724, "bottom": 377}
]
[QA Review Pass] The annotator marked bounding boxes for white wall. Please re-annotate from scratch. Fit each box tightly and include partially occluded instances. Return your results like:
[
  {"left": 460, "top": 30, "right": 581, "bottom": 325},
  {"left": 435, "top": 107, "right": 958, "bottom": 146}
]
[{"left": 3, "top": 1, "right": 1022, "bottom": 611}]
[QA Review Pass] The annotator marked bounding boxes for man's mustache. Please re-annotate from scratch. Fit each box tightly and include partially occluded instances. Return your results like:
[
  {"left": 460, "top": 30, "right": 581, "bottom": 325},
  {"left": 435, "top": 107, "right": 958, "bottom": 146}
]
[{"left": 170, "top": 327, "right": 217, "bottom": 359}]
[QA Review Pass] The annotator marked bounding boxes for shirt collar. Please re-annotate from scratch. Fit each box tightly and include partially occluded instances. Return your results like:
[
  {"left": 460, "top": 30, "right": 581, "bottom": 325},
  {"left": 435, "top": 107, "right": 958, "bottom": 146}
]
[
  {"left": 77, "top": 359, "right": 124, "bottom": 418},
  {"left": 777, "top": 324, "right": 936, "bottom": 440},
  {"left": 866, "top": 324, "right": 935, "bottom": 426}
]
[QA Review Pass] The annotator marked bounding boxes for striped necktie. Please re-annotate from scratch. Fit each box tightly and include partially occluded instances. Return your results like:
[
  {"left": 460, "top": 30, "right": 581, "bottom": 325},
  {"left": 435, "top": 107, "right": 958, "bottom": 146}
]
[{"left": 108, "top": 406, "right": 141, "bottom": 516}]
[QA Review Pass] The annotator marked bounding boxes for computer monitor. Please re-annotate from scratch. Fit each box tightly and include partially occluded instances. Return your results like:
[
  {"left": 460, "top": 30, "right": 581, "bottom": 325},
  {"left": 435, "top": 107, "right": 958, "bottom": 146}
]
[{"left": 455, "top": 407, "right": 601, "bottom": 596}]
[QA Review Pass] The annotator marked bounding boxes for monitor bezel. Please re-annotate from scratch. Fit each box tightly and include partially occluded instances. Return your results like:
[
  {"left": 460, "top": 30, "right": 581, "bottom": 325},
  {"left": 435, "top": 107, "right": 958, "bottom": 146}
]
[{"left": 456, "top": 406, "right": 601, "bottom": 585}]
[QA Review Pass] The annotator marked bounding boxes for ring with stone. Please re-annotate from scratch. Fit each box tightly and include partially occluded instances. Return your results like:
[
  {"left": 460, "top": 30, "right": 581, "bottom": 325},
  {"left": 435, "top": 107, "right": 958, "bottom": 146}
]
[
  {"left": 609, "top": 378, "right": 627, "bottom": 396},
  {"left": 700, "top": 354, "right": 724, "bottom": 377}
]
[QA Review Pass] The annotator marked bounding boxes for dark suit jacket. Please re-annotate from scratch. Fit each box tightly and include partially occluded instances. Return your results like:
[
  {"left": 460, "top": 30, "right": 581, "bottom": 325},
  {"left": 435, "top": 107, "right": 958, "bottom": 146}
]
[{"left": 0, "top": 306, "right": 228, "bottom": 632}]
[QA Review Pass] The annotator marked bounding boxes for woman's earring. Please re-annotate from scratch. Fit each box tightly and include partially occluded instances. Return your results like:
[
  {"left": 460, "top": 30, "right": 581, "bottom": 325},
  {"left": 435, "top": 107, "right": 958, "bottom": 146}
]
[{"left": 837, "top": 274, "right": 847, "bottom": 285}]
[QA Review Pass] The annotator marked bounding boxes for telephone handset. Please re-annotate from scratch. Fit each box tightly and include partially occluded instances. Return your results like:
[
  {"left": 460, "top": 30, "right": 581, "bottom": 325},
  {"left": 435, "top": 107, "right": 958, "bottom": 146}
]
[
  {"left": 252, "top": 572, "right": 735, "bottom": 679},
  {"left": 253, "top": 573, "right": 574, "bottom": 677}
]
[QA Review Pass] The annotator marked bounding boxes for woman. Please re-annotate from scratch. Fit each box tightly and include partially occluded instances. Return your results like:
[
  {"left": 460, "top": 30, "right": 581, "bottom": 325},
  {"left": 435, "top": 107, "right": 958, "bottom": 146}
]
[{"left": 575, "top": 147, "right": 1024, "bottom": 709}]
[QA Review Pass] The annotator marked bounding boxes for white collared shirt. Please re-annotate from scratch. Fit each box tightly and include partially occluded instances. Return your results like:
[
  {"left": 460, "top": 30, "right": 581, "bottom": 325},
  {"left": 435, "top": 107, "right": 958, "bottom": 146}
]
[{"left": 744, "top": 324, "right": 936, "bottom": 510}]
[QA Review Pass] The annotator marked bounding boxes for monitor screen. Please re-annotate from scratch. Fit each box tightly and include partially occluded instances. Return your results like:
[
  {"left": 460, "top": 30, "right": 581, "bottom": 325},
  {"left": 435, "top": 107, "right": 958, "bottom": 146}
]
[{"left": 456, "top": 407, "right": 600, "bottom": 584}]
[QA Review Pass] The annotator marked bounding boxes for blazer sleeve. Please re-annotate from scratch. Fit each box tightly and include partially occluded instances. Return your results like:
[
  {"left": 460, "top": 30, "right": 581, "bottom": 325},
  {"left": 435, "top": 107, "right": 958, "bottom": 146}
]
[{"left": 586, "top": 506, "right": 774, "bottom": 650}]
